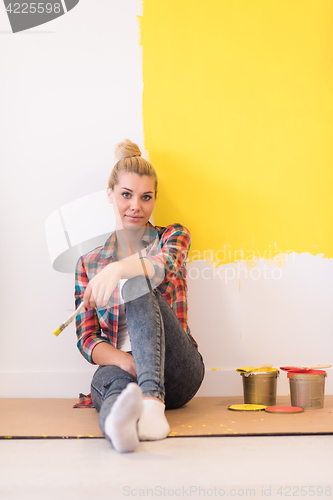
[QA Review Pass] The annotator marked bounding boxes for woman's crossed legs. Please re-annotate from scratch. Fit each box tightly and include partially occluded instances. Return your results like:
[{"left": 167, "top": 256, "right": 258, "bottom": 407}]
[{"left": 91, "top": 276, "right": 205, "bottom": 452}]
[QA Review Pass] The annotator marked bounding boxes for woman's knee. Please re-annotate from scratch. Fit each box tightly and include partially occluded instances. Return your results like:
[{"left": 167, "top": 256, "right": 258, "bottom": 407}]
[
  {"left": 122, "top": 275, "right": 151, "bottom": 303},
  {"left": 91, "top": 365, "right": 135, "bottom": 396}
]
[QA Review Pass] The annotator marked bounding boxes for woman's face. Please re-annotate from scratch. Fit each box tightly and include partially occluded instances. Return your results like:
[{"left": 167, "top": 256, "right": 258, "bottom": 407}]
[{"left": 108, "top": 172, "right": 156, "bottom": 228}]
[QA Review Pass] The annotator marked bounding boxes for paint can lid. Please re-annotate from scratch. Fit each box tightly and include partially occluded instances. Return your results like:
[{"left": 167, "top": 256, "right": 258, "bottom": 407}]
[
  {"left": 280, "top": 366, "right": 328, "bottom": 373},
  {"left": 264, "top": 406, "right": 304, "bottom": 413},
  {"left": 228, "top": 404, "right": 267, "bottom": 411},
  {"left": 237, "top": 367, "right": 278, "bottom": 373}
]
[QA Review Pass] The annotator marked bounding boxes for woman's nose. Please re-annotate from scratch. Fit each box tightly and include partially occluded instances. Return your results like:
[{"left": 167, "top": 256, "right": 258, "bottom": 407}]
[{"left": 130, "top": 196, "right": 141, "bottom": 211}]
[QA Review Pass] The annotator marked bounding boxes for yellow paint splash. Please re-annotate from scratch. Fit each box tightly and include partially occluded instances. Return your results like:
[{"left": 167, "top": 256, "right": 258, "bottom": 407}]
[{"left": 141, "top": 1, "right": 333, "bottom": 262}]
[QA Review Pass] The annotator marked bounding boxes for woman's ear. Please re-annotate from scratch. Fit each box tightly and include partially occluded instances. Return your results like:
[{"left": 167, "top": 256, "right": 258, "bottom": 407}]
[{"left": 107, "top": 187, "right": 113, "bottom": 204}]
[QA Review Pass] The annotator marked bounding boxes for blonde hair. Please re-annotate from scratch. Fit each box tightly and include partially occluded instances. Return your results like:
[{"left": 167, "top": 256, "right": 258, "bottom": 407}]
[{"left": 108, "top": 139, "right": 158, "bottom": 196}]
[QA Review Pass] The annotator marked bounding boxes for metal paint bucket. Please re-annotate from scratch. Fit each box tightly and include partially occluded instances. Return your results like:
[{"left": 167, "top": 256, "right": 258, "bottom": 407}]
[
  {"left": 288, "top": 370, "right": 327, "bottom": 409},
  {"left": 241, "top": 370, "right": 279, "bottom": 406}
]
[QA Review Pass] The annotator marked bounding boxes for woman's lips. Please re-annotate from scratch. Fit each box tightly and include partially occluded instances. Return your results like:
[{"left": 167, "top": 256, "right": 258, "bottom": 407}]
[{"left": 125, "top": 215, "right": 143, "bottom": 222}]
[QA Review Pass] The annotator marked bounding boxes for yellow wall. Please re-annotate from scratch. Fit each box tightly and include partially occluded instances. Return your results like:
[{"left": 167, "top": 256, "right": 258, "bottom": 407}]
[{"left": 140, "top": 0, "right": 333, "bottom": 263}]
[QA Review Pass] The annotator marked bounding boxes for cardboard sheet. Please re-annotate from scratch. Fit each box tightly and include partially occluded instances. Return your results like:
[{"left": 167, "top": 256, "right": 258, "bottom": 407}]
[{"left": 0, "top": 396, "right": 332, "bottom": 439}]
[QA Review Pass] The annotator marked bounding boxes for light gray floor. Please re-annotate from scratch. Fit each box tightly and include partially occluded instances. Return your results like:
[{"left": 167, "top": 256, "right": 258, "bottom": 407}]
[{"left": 1, "top": 436, "right": 333, "bottom": 500}]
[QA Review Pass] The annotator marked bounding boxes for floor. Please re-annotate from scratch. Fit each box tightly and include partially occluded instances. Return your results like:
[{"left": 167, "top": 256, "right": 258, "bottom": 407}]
[{"left": 1, "top": 435, "right": 332, "bottom": 500}]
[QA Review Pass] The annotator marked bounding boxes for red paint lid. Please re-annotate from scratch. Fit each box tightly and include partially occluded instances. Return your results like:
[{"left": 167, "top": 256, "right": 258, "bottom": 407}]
[
  {"left": 265, "top": 406, "right": 304, "bottom": 413},
  {"left": 281, "top": 366, "right": 327, "bottom": 374}
]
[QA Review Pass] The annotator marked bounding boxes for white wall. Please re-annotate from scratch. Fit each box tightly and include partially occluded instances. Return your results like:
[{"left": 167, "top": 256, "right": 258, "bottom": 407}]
[
  {"left": 1, "top": 0, "right": 332, "bottom": 399},
  {"left": 190, "top": 255, "right": 333, "bottom": 397},
  {"left": 0, "top": 0, "right": 144, "bottom": 397}
]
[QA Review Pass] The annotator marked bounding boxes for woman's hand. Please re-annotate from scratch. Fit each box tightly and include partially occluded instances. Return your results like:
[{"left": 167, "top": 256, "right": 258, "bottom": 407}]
[
  {"left": 92, "top": 343, "right": 137, "bottom": 379},
  {"left": 116, "top": 351, "right": 137, "bottom": 379},
  {"left": 83, "top": 262, "right": 122, "bottom": 309},
  {"left": 83, "top": 257, "right": 154, "bottom": 310}
]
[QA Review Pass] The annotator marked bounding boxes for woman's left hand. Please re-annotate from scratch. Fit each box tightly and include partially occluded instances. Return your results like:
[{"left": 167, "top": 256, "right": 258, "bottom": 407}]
[{"left": 83, "top": 262, "right": 121, "bottom": 309}]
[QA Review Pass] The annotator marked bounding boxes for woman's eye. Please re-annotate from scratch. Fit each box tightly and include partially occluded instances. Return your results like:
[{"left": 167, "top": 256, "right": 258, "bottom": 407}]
[{"left": 121, "top": 192, "right": 152, "bottom": 201}]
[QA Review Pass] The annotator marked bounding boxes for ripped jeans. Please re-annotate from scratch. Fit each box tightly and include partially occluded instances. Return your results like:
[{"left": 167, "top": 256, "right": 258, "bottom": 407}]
[{"left": 90, "top": 276, "right": 205, "bottom": 437}]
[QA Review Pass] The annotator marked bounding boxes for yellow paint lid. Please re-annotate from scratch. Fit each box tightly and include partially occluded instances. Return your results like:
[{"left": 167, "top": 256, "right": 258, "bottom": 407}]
[
  {"left": 237, "top": 367, "right": 279, "bottom": 373},
  {"left": 228, "top": 404, "right": 267, "bottom": 411}
]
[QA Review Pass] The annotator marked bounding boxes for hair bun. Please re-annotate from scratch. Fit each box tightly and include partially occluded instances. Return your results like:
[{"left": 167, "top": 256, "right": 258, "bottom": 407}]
[{"left": 115, "top": 139, "right": 142, "bottom": 160}]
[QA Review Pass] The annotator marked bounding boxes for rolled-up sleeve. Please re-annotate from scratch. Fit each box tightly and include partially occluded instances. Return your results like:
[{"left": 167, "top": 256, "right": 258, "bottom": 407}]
[
  {"left": 144, "top": 224, "right": 191, "bottom": 286},
  {"left": 75, "top": 256, "right": 110, "bottom": 364}
]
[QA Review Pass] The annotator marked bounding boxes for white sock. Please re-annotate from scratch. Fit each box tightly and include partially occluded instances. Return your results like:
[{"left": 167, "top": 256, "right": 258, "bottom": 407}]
[
  {"left": 138, "top": 399, "right": 170, "bottom": 441},
  {"left": 104, "top": 383, "right": 143, "bottom": 453}
]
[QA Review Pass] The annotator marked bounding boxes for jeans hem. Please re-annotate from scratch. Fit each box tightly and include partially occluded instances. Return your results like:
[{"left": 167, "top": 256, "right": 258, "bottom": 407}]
[{"left": 141, "top": 390, "right": 165, "bottom": 401}]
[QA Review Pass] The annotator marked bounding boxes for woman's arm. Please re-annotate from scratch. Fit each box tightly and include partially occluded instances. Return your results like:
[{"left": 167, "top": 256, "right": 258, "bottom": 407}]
[
  {"left": 75, "top": 254, "right": 140, "bottom": 372},
  {"left": 75, "top": 255, "right": 109, "bottom": 364},
  {"left": 83, "top": 224, "right": 191, "bottom": 309},
  {"left": 144, "top": 224, "right": 191, "bottom": 285},
  {"left": 83, "top": 257, "right": 155, "bottom": 309},
  {"left": 91, "top": 342, "right": 137, "bottom": 378}
]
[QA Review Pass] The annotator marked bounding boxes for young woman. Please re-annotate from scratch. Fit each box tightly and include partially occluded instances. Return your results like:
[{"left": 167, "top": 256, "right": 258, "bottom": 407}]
[{"left": 75, "top": 139, "right": 205, "bottom": 453}]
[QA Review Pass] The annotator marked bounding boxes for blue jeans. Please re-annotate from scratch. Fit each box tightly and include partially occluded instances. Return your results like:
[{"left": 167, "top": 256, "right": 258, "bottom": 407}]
[{"left": 91, "top": 276, "right": 205, "bottom": 437}]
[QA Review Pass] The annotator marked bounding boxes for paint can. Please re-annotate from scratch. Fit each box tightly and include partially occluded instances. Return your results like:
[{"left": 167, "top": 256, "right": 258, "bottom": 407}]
[
  {"left": 241, "top": 370, "right": 279, "bottom": 406},
  {"left": 287, "top": 370, "right": 327, "bottom": 409}
]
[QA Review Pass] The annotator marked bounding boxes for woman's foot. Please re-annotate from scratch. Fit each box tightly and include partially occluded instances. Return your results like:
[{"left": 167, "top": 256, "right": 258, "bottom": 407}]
[
  {"left": 104, "top": 383, "right": 143, "bottom": 453},
  {"left": 138, "top": 398, "right": 170, "bottom": 441}
]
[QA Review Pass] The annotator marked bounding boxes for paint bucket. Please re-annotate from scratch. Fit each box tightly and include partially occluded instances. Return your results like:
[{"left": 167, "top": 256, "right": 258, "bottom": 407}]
[
  {"left": 288, "top": 370, "right": 327, "bottom": 409},
  {"left": 241, "top": 370, "right": 279, "bottom": 406}
]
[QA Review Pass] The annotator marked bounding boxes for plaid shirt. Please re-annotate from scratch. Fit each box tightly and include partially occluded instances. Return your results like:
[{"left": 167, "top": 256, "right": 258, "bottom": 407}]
[{"left": 75, "top": 222, "right": 197, "bottom": 364}]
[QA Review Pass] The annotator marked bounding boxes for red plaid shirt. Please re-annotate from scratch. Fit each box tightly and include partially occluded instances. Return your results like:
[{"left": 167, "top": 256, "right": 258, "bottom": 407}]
[{"left": 75, "top": 222, "right": 197, "bottom": 364}]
